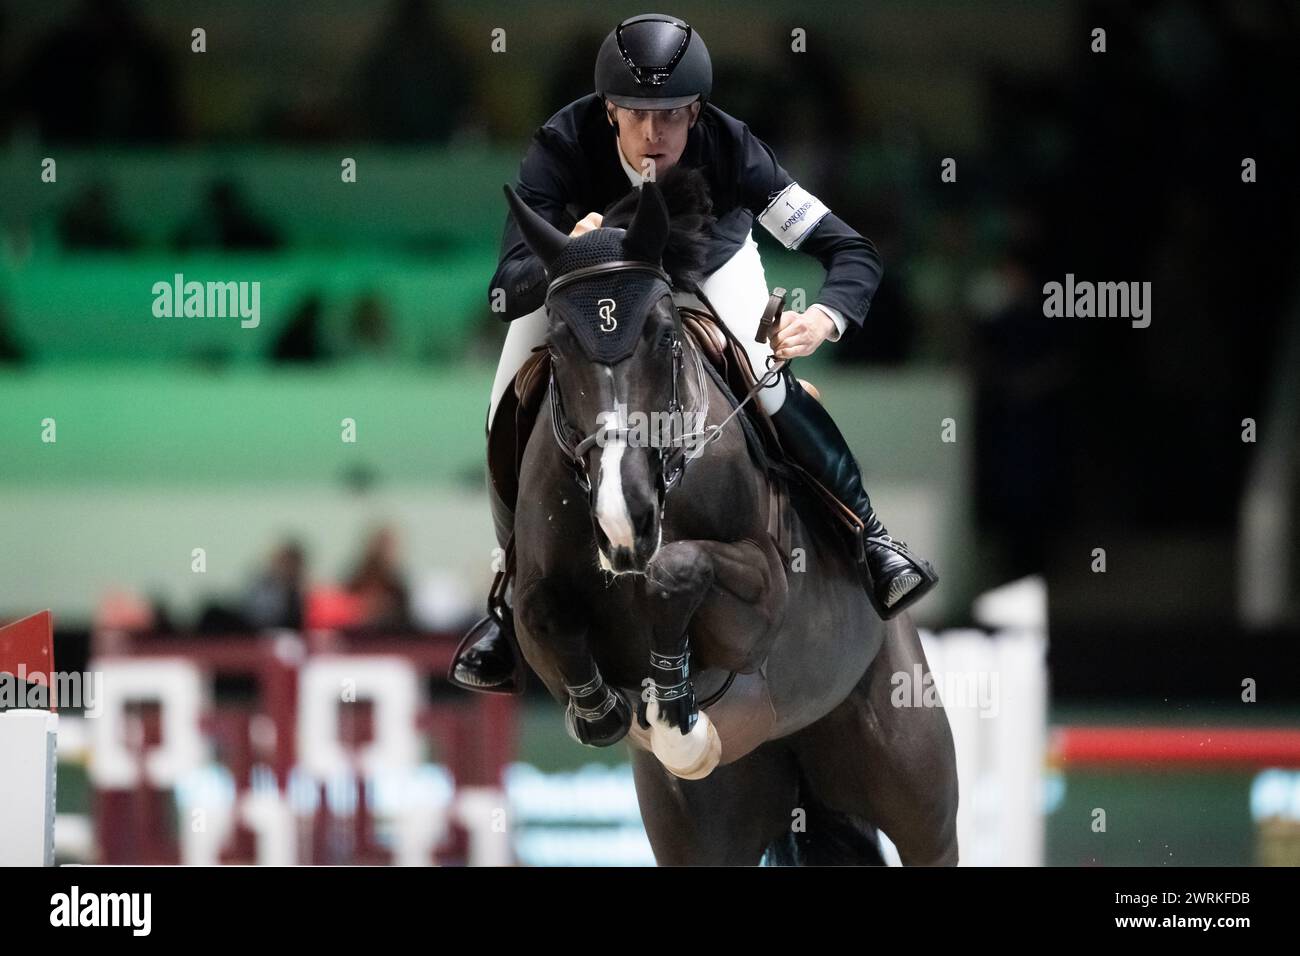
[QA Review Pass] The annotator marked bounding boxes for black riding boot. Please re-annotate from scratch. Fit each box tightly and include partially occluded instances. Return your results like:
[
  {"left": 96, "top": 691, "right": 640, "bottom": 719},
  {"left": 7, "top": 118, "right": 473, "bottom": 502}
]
[
  {"left": 449, "top": 444, "right": 526, "bottom": 695},
  {"left": 766, "top": 364, "right": 938, "bottom": 619},
  {"left": 450, "top": 579, "right": 523, "bottom": 694}
]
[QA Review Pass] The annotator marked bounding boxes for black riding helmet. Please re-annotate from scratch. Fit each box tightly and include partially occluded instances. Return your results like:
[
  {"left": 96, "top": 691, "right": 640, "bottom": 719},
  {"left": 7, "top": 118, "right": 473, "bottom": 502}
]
[{"left": 594, "top": 13, "right": 712, "bottom": 111}]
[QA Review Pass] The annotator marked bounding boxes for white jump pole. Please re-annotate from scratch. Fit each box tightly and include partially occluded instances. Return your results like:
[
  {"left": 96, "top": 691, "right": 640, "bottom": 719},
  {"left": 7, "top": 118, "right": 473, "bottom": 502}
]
[{"left": 0, "top": 610, "right": 59, "bottom": 866}]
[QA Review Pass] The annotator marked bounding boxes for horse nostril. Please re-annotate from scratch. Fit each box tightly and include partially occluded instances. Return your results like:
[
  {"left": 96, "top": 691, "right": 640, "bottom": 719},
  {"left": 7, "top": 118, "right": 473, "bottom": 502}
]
[{"left": 634, "top": 507, "right": 657, "bottom": 540}]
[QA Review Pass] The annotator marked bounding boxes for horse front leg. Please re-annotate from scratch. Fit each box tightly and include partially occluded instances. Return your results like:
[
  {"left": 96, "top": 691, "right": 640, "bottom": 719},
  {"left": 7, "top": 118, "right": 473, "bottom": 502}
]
[
  {"left": 516, "top": 575, "right": 631, "bottom": 747},
  {"left": 641, "top": 540, "right": 722, "bottom": 779}
]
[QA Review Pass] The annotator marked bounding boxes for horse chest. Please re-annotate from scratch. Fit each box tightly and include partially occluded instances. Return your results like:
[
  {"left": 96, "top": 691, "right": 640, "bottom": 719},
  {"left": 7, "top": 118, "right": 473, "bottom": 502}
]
[{"left": 557, "top": 567, "right": 649, "bottom": 664}]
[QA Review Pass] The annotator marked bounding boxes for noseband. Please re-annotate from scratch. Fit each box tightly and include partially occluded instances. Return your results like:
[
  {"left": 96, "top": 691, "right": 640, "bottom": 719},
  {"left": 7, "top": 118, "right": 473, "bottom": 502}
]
[{"left": 545, "top": 260, "right": 711, "bottom": 508}]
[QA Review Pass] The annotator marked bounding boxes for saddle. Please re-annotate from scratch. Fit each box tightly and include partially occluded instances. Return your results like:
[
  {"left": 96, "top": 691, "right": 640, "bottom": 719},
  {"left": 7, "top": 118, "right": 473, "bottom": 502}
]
[{"left": 676, "top": 304, "right": 866, "bottom": 557}]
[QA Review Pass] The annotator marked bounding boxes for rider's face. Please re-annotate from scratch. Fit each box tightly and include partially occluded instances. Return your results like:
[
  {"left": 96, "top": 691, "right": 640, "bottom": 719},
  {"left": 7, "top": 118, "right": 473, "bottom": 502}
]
[{"left": 607, "top": 101, "right": 700, "bottom": 181}]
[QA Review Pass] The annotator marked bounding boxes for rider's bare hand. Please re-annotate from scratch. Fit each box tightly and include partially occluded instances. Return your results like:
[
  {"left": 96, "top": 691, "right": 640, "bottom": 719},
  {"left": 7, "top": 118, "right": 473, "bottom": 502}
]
[
  {"left": 570, "top": 212, "right": 603, "bottom": 237},
  {"left": 771, "top": 308, "right": 837, "bottom": 360}
]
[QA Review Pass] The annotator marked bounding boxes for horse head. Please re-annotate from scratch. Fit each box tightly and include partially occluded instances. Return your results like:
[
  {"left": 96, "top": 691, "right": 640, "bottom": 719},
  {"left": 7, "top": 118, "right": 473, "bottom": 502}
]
[{"left": 504, "top": 178, "right": 706, "bottom": 574}]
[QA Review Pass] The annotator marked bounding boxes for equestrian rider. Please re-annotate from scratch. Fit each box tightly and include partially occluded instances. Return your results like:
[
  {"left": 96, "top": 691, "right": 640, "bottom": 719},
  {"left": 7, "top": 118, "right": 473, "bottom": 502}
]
[{"left": 453, "top": 13, "right": 937, "bottom": 692}]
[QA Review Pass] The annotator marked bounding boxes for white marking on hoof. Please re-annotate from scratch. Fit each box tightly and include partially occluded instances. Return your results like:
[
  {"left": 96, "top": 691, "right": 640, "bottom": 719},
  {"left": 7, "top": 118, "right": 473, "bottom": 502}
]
[
  {"left": 625, "top": 712, "right": 653, "bottom": 753},
  {"left": 647, "top": 699, "right": 722, "bottom": 780}
]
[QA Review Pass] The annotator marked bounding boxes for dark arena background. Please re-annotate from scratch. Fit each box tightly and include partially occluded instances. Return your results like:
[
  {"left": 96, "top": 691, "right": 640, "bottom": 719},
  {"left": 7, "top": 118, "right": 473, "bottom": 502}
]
[{"left": 1, "top": 0, "right": 1299, "bottom": 879}]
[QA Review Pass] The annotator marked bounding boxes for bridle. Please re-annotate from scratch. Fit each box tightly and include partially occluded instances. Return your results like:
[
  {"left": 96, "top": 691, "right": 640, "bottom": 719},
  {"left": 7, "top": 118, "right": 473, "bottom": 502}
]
[{"left": 544, "top": 260, "right": 711, "bottom": 511}]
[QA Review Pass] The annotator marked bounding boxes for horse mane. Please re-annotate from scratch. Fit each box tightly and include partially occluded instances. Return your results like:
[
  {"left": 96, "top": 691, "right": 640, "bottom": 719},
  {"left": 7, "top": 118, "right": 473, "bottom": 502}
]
[{"left": 601, "top": 165, "right": 714, "bottom": 291}]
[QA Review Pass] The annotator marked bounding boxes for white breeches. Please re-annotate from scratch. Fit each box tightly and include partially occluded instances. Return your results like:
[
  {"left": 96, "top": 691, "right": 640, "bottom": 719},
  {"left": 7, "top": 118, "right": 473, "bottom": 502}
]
[{"left": 487, "top": 233, "right": 787, "bottom": 425}]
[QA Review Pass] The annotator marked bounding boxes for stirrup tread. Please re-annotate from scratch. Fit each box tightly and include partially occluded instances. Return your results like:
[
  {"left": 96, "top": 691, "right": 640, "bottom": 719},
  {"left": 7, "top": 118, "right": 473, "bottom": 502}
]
[{"left": 885, "top": 572, "right": 924, "bottom": 607}]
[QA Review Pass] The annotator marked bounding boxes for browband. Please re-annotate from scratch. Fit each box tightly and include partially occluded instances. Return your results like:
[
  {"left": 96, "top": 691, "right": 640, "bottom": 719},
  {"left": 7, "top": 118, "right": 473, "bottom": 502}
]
[{"left": 545, "top": 260, "right": 673, "bottom": 299}]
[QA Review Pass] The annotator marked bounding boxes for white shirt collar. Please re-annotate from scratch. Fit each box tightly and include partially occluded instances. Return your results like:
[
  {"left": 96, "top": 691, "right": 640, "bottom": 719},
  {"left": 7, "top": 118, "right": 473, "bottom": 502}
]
[{"left": 615, "top": 139, "right": 643, "bottom": 187}]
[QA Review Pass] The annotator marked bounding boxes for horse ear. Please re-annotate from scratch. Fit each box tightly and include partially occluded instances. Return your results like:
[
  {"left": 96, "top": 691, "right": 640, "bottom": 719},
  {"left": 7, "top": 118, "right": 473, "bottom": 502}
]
[
  {"left": 623, "top": 180, "right": 670, "bottom": 263},
  {"left": 503, "top": 184, "right": 568, "bottom": 268}
]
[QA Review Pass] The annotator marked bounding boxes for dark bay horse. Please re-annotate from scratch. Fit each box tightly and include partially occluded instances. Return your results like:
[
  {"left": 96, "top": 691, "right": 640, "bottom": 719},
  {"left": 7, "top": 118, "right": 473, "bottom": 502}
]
[{"left": 503, "top": 173, "right": 958, "bottom": 864}]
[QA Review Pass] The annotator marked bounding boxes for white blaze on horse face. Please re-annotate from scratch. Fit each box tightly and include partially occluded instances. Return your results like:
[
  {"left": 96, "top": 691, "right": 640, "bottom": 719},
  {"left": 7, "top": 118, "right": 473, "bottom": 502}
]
[
  {"left": 595, "top": 368, "right": 637, "bottom": 561},
  {"left": 595, "top": 438, "right": 636, "bottom": 553}
]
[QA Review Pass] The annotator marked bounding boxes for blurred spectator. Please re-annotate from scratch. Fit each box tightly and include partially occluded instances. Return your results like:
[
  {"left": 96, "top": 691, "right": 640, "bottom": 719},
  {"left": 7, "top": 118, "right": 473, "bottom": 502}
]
[
  {"left": 195, "top": 602, "right": 249, "bottom": 634},
  {"left": 347, "top": 292, "right": 396, "bottom": 359},
  {"left": 193, "top": 540, "right": 307, "bottom": 634},
  {"left": 175, "top": 180, "right": 281, "bottom": 251},
  {"left": 7, "top": 0, "right": 179, "bottom": 143},
  {"left": 0, "top": 303, "right": 26, "bottom": 365},
  {"left": 243, "top": 540, "right": 307, "bottom": 630},
  {"left": 355, "top": 0, "right": 471, "bottom": 143},
  {"left": 58, "top": 182, "right": 137, "bottom": 250},
  {"left": 345, "top": 527, "right": 412, "bottom": 630},
  {"left": 93, "top": 590, "right": 157, "bottom": 633},
  {"left": 271, "top": 295, "right": 332, "bottom": 364}
]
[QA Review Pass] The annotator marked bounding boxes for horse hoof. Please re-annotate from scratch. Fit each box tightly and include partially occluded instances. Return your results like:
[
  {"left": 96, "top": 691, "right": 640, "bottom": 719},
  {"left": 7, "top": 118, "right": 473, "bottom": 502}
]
[
  {"left": 564, "top": 689, "right": 631, "bottom": 747},
  {"left": 649, "top": 704, "right": 722, "bottom": 780}
]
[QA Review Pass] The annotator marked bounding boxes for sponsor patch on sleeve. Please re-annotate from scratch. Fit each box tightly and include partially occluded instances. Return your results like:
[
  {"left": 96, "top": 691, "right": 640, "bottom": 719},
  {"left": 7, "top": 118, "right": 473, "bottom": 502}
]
[{"left": 757, "top": 182, "right": 831, "bottom": 249}]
